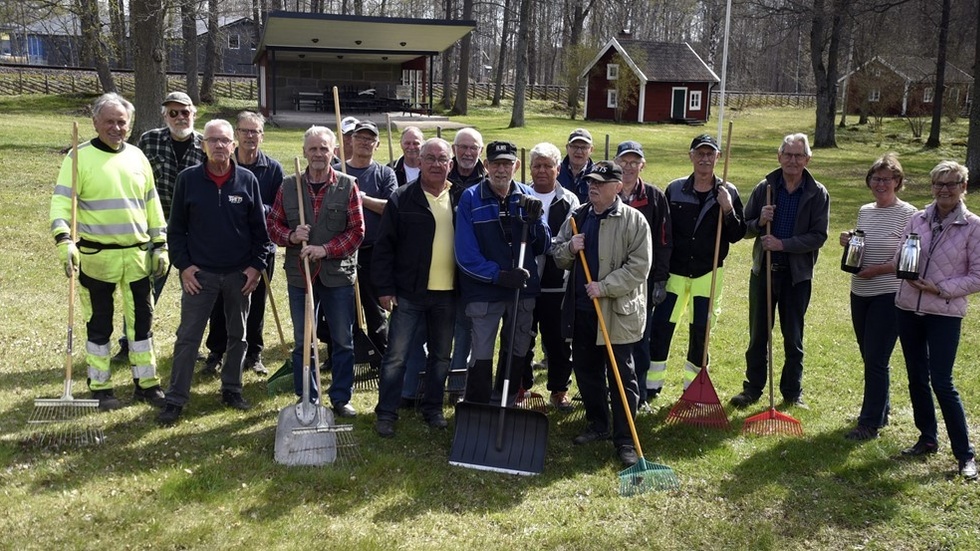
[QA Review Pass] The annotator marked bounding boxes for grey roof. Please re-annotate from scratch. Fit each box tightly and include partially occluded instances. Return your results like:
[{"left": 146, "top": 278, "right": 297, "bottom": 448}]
[{"left": 617, "top": 39, "right": 719, "bottom": 83}]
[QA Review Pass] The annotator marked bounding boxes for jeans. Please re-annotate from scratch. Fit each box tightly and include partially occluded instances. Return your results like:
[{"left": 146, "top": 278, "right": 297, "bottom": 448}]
[
  {"left": 572, "top": 307, "right": 638, "bottom": 448},
  {"left": 165, "top": 270, "right": 249, "bottom": 407},
  {"left": 897, "top": 309, "right": 975, "bottom": 462},
  {"left": 743, "top": 269, "right": 811, "bottom": 400},
  {"left": 205, "top": 263, "right": 273, "bottom": 359},
  {"left": 375, "top": 292, "right": 456, "bottom": 420},
  {"left": 287, "top": 281, "right": 355, "bottom": 405},
  {"left": 450, "top": 300, "right": 472, "bottom": 371},
  {"left": 851, "top": 292, "right": 898, "bottom": 429},
  {"left": 401, "top": 321, "right": 427, "bottom": 399}
]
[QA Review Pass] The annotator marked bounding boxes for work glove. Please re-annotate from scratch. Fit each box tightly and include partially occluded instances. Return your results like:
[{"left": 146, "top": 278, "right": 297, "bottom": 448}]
[
  {"left": 650, "top": 280, "right": 667, "bottom": 307},
  {"left": 497, "top": 267, "right": 530, "bottom": 289},
  {"left": 57, "top": 240, "right": 79, "bottom": 278},
  {"left": 522, "top": 196, "right": 543, "bottom": 222},
  {"left": 150, "top": 248, "right": 170, "bottom": 278}
]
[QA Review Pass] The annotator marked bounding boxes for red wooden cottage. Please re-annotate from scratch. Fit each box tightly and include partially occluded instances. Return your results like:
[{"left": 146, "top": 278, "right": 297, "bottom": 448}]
[
  {"left": 580, "top": 38, "right": 719, "bottom": 123},
  {"left": 837, "top": 55, "right": 973, "bottom": 117}
]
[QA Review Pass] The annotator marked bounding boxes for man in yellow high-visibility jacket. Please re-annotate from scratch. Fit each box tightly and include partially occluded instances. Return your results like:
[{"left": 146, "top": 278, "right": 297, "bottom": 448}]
[{"left": 49, "top": 93, "right": 168, "bottom": 410}]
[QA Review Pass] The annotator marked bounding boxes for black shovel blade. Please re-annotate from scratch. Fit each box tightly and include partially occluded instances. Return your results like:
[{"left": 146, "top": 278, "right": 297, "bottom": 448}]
[{"left": 448, "top": 401, "right": 548, "bottom": 476}]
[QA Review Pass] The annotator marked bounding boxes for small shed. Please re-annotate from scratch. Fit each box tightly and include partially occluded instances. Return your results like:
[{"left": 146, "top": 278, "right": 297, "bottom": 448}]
[
  {"left": 579, "top": 38, "right": 719, "bottom": 124},
  {"left": 838, "top": 55, "right": 974, "bottom": 117}
]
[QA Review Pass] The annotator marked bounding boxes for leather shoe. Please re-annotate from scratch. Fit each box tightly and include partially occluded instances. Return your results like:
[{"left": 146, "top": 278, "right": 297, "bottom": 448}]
[
  {"left": 333, "top": 402, "right": 357, "bottom": 418},
  {"left": 156, "top": 404, "right": 183, "bottom": 425},
  {"left": 573, "top": 429, "right": 610, "bottom": 445},
  {"left": 133, "top": 385, "right": 167, "bottom": 408},
  {"left": 375, "top": 418, "right": 395, "bottom": 438},
  {"left": 901, "top": 440, "right": 939, "bottom": 456},
  {"left": 424, "top": 411, "right": 448, "bottom": 429},
  {"left": 617, "top": 445, "right": 639, "bottom": 467},
  {"left": 221, "top": 391, "right": 251, "bottom": 411},
  {"left": 91, "top": 389, "right": 123, "bottom": 411},
  {"left": 729, "top": 392, "right": 758, "bottom": 409},
  {"left": 960, "top": 458, "right": 978, "bottom": 480}
]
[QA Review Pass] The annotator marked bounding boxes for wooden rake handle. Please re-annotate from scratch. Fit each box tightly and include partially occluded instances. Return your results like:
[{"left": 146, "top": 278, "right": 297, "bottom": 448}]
[{"left": 699, "top": 120, "right": 734, "bottom": 371}]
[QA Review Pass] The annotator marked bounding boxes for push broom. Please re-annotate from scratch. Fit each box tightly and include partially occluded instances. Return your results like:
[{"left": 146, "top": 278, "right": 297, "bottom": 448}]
[
  {"left": 742, "top": 184, "right": 803, "bottom": 437},
  {"left": 666, "top": 122, "right": 734, "bottom": 429},
  {"left": 28, "top": 122, "right": 104, "bottom": 446},
  {"left": 571, "top": 218, "right": 679, "bottom": 495}
]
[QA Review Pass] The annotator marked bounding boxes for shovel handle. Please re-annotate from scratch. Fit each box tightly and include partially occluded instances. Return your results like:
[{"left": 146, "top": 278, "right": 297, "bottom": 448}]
[
  {"left": 295, "top": 157, "right": 316, "bottom": 415},
  {"left": 570, "top": 217, "right": 644, "bottom": 459},
  {"left": 496, "top": 220, "right": 530, "bottom": 451}
]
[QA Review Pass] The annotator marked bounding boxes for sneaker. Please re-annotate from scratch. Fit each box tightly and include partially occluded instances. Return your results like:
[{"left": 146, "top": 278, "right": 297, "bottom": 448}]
[
  {"left": 375, "top": 418, "right": 395, "bottom": 438},
  {"left": 959, "top": 458, "right": 978, "bottom": 480},
  {"left": 244, "top": 355, "right": 269, "bottom": 376},
  {"left": 550, "top": 391, "right": 573, "bottom": 412},
  {"left": 91, "top": 389, "right": 123, "bottom": 411},
  {"left": 200, "top": 353, "right": 222, "bottom": 376},
  {"left": 573, "top": 428, "right": 610, "bottom": 445},
  {"left": 110, "top": 347, "right": 129, "bottom": 365},
  {"left": 333, "top": 402, "right": 357, "bottom": 418},
  {"left": 844, "top": 425, "right": 879, "bottom": 441},
  {"left": 157, "top": 403, "right": 183, "bottom": 425},
  {"left": 783, "top": 396, "right": 810, "bottom": 410},
  {"left": 424, "top": 411, "right": 448, "bottom": 429},
  {"left": 901, "top": 440, "right": 939, "bottom": 456},
  {"left": 617, "top": 445, "right": 639, "bottom": 467},
  {"left": 729, "top": 392, "right": 759, "bottom": 409},
  {"left": 221, "top": 391, "right": 251, "bottom": 411},
  {"left": 133, "top": 385, "right": 167, "bottom": 408}
]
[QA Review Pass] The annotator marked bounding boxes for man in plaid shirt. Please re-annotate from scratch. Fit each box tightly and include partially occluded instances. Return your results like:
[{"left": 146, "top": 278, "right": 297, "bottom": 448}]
[{"left": 267, "top": 126, "right": 365, "bottom": 418}]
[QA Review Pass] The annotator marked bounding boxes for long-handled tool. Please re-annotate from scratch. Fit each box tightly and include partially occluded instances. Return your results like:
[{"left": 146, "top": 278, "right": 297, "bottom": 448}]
[
  {"left": 571, "top": 218, "right": 679, "bottom": 495},
  {"left": 449, "top": 219, "right": 549, "bottom": 476},
  {"left": 264, "top": 269, "right": 296, "bottom": 395},
  {"left": 742, "top": 185, "right": 803, "bottom": 437},
  {"left": 30, "top": 122, "right": 102, "bottom": 431},
  {"left": 666, "top": 122, "right": 733, "bottom": 429},
  {"left": 274, "top": 158, "right": 343, "bottom": 466},
  {"left": 386, "top": 113, "right": 395, "bottom": 166}
]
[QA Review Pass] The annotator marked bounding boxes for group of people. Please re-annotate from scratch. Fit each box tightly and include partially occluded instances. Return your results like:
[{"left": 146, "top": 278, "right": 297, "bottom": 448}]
[{"left": 50, "top": 92, "right": 976, "bottom": 478}]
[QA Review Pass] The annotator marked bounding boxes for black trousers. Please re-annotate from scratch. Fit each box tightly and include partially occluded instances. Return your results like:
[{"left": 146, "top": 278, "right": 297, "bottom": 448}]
[{"left": 205, "top": 262, "right": 273, "bottom": 359}]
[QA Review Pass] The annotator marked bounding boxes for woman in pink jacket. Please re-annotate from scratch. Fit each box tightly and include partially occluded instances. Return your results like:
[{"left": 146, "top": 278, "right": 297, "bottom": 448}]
[{"left": 895, "top": 160, "right": 978, "bottom": 480}]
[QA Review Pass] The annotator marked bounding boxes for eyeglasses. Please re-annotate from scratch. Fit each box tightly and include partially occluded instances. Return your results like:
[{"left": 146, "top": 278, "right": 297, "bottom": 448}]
[
  {"left": 236, "top": 128, "right": 262, "bottom": 136},
  {"left": 692, "top": 150, "right": 718, "bottom": 159},
  {"left": 353, "top": 134, "right": 378, "bottom": 143},
  {"left": 568, "top": 144, "right": 591, "bottom": 152},
  {"left": 932, "top": 180, "right": 964, "bottom": 190},
  {"left": 168, "top": 109, "right": 192, "bottom": 118},
  {"left": 617, "top": 160, "right": 642, "bottom": 168},
  {"left": 422, "top": 155, "right": 451, "bottom": 165},
  {"left": 205, "top": 137, "right": 233, "bottom": 147},
  {"left": 780, "top": 152, "right": 808, "bottom": 161},
  {"left": 870, "top": 176, "right": 895, "bottom": 184}
]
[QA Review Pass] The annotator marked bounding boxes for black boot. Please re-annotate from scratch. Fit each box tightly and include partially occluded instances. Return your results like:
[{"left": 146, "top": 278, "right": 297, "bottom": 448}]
[{"left": 464, "top": 359, "right": 493, "bottom": 403}]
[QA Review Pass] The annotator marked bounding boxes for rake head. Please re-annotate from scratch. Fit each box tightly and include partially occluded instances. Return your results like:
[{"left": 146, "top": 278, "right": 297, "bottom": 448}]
[
  {"left": 24, "top": 423, "right": 105, "bottom": 449},
  {"left": 514, "top": 390, "right": 548, "bottom": 413},
  {"left": 742, "top": 407, "right": 804, "bottom": 437},
  {"left": 30, "top": 398, "right": 100, "bottom": 424},
  {"left": 665, "top": 369, "right": 730, "bottom": 429},
  {"left": 353, "top": 362, "right": 380, "bottom": 391},
  {"left": 618, "top": 458, "right": 680, "bottom": 496}
]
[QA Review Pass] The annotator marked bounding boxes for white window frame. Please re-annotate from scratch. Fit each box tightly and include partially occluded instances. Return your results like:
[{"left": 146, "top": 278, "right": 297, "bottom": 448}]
[
  {"left": 228, "top": 34, "right": 240, "bottom": 50},
  {"left": 689, "top": 90, "right": 702, "bottom": 111},
  {"left": 923, "top": 87, "right": 934, "bottom": 103},
  {"left": 607, "top": 89, "right": 618, "bottom": 108},
  {"left": 606, "top": 63, "right": 619, "bottom": 80},
  {"left": 868, "top": 89, "right": 880, "bottom": 102}
]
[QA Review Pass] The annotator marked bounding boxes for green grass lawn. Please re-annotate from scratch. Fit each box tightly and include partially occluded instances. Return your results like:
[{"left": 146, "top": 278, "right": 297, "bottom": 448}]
[{"left": 1, "top": 95, "right": 978, "bottom": 550}]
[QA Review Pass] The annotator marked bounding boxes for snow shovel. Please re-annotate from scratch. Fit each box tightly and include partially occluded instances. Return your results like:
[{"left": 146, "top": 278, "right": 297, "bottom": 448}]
[
  {"left": 743, "top": 184, "right": 803, "bottom": 437},
  {"left": 666, "top": 122, "right": 733, "bottom": 430},
  {"left": 30, "top": 122, "right": 102, "bottom": 432},
  {"left": 264, "top": 270, "right": 296, "bottom": 395},
  {"left": 449, "top": 220, "right": 549, "bottom": 476},
  {"left": 570, "top": 218, "right": 679, "bottom": 495},
  {"left": 274, "top": 158, "right": 341, "bottom": 466}
]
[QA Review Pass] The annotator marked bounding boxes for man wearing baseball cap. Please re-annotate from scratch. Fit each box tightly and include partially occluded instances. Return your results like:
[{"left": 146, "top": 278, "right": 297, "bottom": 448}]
[
  {"left": 332, "top": 116, "right": 360, "bottom": 168},
  {"left": 614, "top": 141, "right": 672, "bottom": 406},
  {"left": 455, "top": 141, "right": 549, "bottom": 404},
  {"left": 552, "top": 161, "right": 652, "bottom": 466},
  {"left": 558, "top": 128, "right": 596, "bottom": 204},
  {"left": 647, "top": 134, "right": 745, "bottom": 401},
  {"left": 114, "top": 91, "right": 206, "bottom": 364}
]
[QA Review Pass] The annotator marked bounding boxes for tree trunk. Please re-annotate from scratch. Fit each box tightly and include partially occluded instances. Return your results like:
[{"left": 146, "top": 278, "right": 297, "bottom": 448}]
[
  {"left": 966, "top": 0, "right": 980, "bottom": 183},
  {"left": 564, "top": 0, "right": 594, "bottom": 112},
  {"left": 450, "top": 0, "right": 473, "bottom": 115},
  {"left": 109, "top": 0, "right": 127, "bottom": 67},
  {"left": 130, "top": 0, "right": 167, "bottom": 141},
  {"left": 181, "top": 0, "right": 199, "bottom": 103},
  {"left": 810, "top": 0, "right": 846, "bottom": 148},
  {"left": 199, "top": 0, "right": 220, "bottom": 104},
  {"left": 77, "top": 0, "right": 117, "bottom": 92},
  {"left": 926, "top": 0, "right": 951, "bottom": 148},
  {"left": 492, "top": 0, "right": 512, "bottom": 107},
  {"left": 508, "top": 0, "right": 532, "bottom": 128},
  {"left": 440, "top": 0, "right": 455, "bottom": 110}
]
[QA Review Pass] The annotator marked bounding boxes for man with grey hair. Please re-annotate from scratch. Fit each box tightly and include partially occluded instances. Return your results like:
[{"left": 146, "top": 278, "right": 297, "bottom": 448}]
[
  {"left": 201, "top": 111, "right": 284, "bottom": 376},
  {"left": 115, "top": 91, "right": 206, "bottom": 363},
  {"left": 267, "top": 126, "right": 365, "bottom": 418},
  {"left": 157, "top": 119, "right": 273, "bottom": 425},
  {"left": 448, "top": 128, "right": 486, "bottom": 192},
  {"left": 49, "top": 93, "right": 168, "bottom": 410},
  {"left": 731, "top": 133, "right": 829, "bottom": 410},
  {"left": 392, "top": 126, "right": 424, "bottom": 187}
]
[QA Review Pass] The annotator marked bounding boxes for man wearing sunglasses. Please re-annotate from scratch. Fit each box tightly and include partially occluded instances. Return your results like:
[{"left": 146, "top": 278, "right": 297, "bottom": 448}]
[{"left": 115, "top": 92, "right": 206, "bottom": 363}]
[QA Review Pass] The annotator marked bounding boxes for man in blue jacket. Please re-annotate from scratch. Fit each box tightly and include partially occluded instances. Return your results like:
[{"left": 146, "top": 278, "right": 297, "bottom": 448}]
[
  {"left": 157, "top": 119, "right": 273, "bottom": 425},
  {"left": 455, "top": 141, "right": 550, "bottom": 405}
]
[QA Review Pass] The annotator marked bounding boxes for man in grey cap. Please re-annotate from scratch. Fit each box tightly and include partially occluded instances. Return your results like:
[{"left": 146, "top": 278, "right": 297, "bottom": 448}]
[
  {"left": 115, "top": 91, "right": 207, "bottom": 363},
  {"left": 558, "top": 128, "right": 596, "bottom": 204}
]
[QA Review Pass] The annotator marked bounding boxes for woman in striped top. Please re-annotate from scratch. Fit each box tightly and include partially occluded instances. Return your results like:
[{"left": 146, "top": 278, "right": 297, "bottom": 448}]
[{"left": 840, "top": 153, "right": 917, "bottom": 441}]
